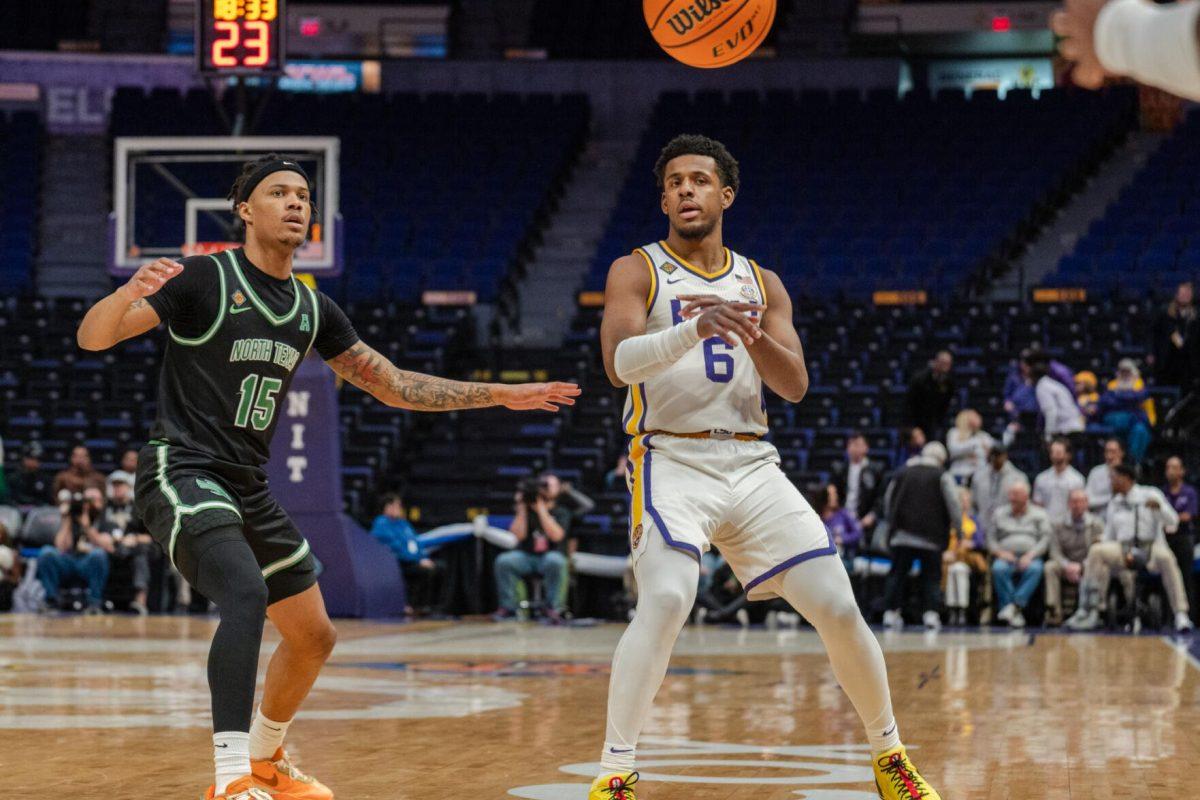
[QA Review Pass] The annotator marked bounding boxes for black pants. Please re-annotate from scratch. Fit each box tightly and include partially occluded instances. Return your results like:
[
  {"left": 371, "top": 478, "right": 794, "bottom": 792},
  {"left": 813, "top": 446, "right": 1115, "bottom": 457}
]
[
  {"left": 401, "top": 560, "right": 443, "bottom": 613},
  {"left": 1167, "top": 531, "right": 1196, "bottom": 621},
  {"left": 882, "top": 546, "right": 942, "bottom": 617}
]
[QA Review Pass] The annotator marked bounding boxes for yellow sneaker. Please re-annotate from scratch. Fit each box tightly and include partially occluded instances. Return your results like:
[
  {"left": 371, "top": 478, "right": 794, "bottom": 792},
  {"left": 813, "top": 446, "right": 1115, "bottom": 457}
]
[
  {"left": 873, "top": 746, "right": 940, "bottom": 799},
  {"left": 588, "top": 771, "right": 639, "bottom": 799}
]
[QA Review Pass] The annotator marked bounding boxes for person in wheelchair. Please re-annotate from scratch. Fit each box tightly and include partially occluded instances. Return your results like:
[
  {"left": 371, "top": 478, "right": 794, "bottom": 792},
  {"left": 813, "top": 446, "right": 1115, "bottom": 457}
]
[{"left": 1067, "top": 464, "right": 1194, "bottom": 632}]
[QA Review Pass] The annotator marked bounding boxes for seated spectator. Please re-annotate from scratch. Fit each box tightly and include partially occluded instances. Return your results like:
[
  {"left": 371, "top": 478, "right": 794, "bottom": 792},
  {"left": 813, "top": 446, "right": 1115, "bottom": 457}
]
[
  {"left": 1030, "top": 354, "right": 1086, "bottom": 449},
  {"left": 0, "top": 521, "right": 22, "bottom": 612},
  {"left": 969, "top": 443, "right": 1027, "bottom": 549},
  {"left": 108, "top": 448, "right": 139, "bottom": 497},
  {"left": 813, "top": 484, "right": 863, "bottom": 571},
  {"left": 37, "top": 489, "right": 112, "bottom": 613},
  {"left": 947, "top": 409, "right": 994, "bottom": 484},
  {"left": 905, "top": 350, "right": 955, "bottom": 441},
  {"left": 53, "top": 445, "right": 106, "bottom": 498},
  {"left": 900, "top": 426, "right": 927, "bottom": 463},
  {"left": 370, "top": 493, "right": 441, "bottom": 616},
  {"left": 1099, "top": 359, "right": 1155, "bottom": 462},
  {"left": 882, "top": 442, "right": 962, "bottom": 630},
  {"left": 1068, "top": 464, "right": 1193, "bottom": 632},
  {"left": 1162, "top": 455, "right": 1198, "bottom": 620},
  {"left": 494, "top": 473, "right": 572, "bottom": 623},
  {"left": 604, "top": 453, "right": 630, "bottom": 491},
  {"left": 944, "top": 487, "right": 988, "bottom": 626},
  {"left": 695, "top": 552, "right": 750, "bottom": 627},
  {"left": 9, "top": 443, "right": 49, "bottom": 506},
  {"left": 1044, "top": 489, "right": 1104, "bottom": 625},
  {"left": 1151, "top": 280, "right": 1195, "bottom": 388},
  {"left": 831, "top": 432, "right": 884, "bottom": 533},
  {"left": 989, "top": 481, "right": 1051, "bottom": 629},
  {"left": 1033, "top": 437, "right": 1086, "bottom": 525},
  {"left": 85, "top": 482, "right": 156, "bottom": 616},
  {"left": 104, "top": 473, "right": 135, "bottom": 531},
  {"left": 1075, "top": 371, "right": 1101, "bottom": 419},
  {"left": 1085, "top": 438, "right": 1125, "bottom": 517}
]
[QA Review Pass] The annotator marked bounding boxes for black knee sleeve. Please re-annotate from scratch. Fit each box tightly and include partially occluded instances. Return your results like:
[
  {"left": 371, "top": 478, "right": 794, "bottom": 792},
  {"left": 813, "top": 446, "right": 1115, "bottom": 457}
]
[{"left": 193, "top": 531, "right": 269, "bottom": 733}]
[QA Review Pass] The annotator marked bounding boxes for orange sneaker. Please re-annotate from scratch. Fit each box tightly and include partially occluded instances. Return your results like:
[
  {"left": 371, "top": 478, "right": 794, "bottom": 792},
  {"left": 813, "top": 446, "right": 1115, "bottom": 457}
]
[
  {"left": 203, "top": 775, "right": 276, "bottom": 799},
  {"left": 251, "top": 748, "right": 334, "bottom": 800}
]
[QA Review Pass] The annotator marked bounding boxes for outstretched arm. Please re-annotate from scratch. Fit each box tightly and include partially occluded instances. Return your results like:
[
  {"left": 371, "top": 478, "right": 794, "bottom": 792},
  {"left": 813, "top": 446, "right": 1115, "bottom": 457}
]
[
  {"left": 78, "top": 258, "right": 182, "bottom": 351},
  {"left": 326, "top": 341, "right": 580, "bottom": 412}
]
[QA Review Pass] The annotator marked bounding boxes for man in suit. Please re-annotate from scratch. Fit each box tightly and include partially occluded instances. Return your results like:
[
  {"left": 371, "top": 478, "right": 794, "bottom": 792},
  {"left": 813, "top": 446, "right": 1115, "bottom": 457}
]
[{"left": 832, "top": 432, "right": 885, "bottom": 534}]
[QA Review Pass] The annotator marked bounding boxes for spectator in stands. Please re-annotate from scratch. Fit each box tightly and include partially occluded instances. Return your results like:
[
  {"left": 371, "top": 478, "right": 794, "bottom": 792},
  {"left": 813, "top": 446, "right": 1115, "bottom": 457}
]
[
  {"left": 0, "top": 521, "right": 21, "bottom": 612},
  {"left": 1067, "top": 464, "right": 1193, "bottom": 633},
  {"left": 1030, "top": 355, "right": 1086, "bottom": 449},
  {"left": 1152, "top": 281, "right": 1196, "bottom": 388},
  {"left": 82, "top": 486, "right": 153, "bottom": 616},
  {"left": 694, "top": 554, "right": 750, "bottom": 627},
  {"left": 947, "top": 409, "right": 994, "bottom": 485},
  {"left": 831, "top": 432, "right": 884, "bottom": 533},
  {"left": 1075, "top": 371, "right": 1101, "bottom": 420},
  {"left": 990, "top": 481, "right": 1051, "bottom": 629},
  {"left": 905, "top": 350, "right": 955, "bottom": 440},
  {"left": 1099, "top": 359, "right": 1154, "bottom": 462},
  {"left": 1044, "top": 488, "right": 1104, "bottom": 625},
  {"left": 494, "top": 473, "right": 573, "bottom": 623},
  {"left": 970, "top": 442, "right": 1027, "bottom": 547},
  {"left": 1034, "top": 437, "right": 1086, "bottom": 525},
  {"left": 944, "top": 486, "right": 988, "bottom": 626},
  {"left": 814, "top": 484, "right": 863, "bottom": 571},
  {"left": 0, "top": 435, "right": 8, "bottom": 504},
  {"left": 52, "top": 445, "right": 106, "bottom": 498},
  {"left": 104, "top": 473, "right": 135, "bottom": 530},
  {"left": 9, "top": 443, "right": 49, "bottom": 506},
  {"left": 882, "top": 442, "right": 962, "bottom": 630},
  {"left": 605, "top": 453, "right": 630, "bottom": 491},
  {"left": 369, "top": 493, "right": 441, "bottom": 616},
  {"left": 901, "top": 426, "right": 927, "bottom": 463},
  {"left": 1163, "top": 455, "right": 1198, "bottom": 620},
  {"left": 108, "top": 448, "right": 138, "bottom": 498},
  {"left": 37, "top": 488, "right": 112, "bottom": 613},
  {"left": 1085, "top": 438, "right": 1125, "bottom": 516},
  {"left": 1002, "top": 353, "right": 1039, "bottom": 447}
]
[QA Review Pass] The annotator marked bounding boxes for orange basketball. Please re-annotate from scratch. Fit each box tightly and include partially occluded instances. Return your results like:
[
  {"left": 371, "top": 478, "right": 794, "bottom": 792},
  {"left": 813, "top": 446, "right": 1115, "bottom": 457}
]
[{"left": 644, "top": 0, "right": 776, "bottom": 69}]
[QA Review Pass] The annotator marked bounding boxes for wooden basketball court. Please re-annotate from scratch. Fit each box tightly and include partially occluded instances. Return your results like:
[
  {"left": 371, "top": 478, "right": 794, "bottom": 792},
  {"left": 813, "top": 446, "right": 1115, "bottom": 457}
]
[{"left": 3, "top": 614, "right": 1198, "bottom": 799}]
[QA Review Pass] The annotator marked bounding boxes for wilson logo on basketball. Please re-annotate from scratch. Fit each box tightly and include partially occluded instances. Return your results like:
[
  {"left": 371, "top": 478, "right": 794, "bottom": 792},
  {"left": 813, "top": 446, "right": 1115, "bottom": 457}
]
[{"left": 644, "top": 0, "right": 776, "bottom": 69}]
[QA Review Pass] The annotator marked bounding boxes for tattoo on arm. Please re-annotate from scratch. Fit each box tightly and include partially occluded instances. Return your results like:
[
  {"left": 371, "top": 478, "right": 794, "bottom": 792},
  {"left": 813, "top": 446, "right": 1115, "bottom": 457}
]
[
  {"left": 129, "top": 298, "right": 148, "bottom": 310},
  {"left": 327, "top": 342, "right": 495, "bottom": 411}
]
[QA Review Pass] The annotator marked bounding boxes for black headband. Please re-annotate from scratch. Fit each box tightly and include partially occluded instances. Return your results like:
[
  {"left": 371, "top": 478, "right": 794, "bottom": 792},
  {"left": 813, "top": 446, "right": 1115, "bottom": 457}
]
[{"left": 235, "top": 159, "right": 313, "bottom": 205}]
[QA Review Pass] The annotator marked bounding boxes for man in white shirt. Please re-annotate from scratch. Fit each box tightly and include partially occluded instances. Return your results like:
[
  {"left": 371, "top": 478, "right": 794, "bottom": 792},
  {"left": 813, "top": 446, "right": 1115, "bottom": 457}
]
[
  {"left": 1031, "top": 357, "right": 1085, "bottom": 443},
  {"left": 1067, "top": 464, "right": 1193, "bottom": 632},
  {"left": 1033, "top": 438, "right": 1087, "bottom": 525},
  {"left": 970, "top": 443, "right": 1027, "bottom": 544},
  {"left": 1085, "top": 438, "right": 1125, "bottom": 517}
]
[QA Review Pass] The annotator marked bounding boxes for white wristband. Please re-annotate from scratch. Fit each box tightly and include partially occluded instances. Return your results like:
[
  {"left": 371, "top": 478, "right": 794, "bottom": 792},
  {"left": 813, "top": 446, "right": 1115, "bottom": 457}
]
[
  {"left": 614, "top": 317, "right": 703, "bottom": 384},
  {"left": 1094, "top": 0, "right": 1200, "bottom": 101}
]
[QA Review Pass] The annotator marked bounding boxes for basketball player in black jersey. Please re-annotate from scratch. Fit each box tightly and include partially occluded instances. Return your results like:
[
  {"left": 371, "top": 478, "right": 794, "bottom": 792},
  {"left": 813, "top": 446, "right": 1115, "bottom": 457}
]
[{"left": 78, "top": 154, "right": 580, "bottom": 800}]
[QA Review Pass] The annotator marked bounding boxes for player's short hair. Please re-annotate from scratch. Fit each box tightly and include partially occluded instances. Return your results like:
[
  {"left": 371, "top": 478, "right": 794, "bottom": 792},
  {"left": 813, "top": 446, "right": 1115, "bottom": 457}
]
[
  {"left": 227, "top": 152, "right": 319, "bottom": 231},
  {"left": 654, "top": 134, "right": 740, "bottom": 193}
]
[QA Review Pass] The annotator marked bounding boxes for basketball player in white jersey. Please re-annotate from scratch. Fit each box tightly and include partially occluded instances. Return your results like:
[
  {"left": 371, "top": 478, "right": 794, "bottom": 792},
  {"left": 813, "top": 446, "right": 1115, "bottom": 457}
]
[{"left": 587, "top": 135, "right": 940, "bottom": 800}]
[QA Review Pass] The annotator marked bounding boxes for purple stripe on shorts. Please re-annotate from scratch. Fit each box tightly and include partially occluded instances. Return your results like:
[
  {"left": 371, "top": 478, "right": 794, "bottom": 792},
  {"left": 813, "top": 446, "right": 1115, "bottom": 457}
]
[
  {"left": 644, "top": 436, "right": 701, "bottom": 562},
  {"left": 742, "top": 526, "right": 838, "bottom": 595}
]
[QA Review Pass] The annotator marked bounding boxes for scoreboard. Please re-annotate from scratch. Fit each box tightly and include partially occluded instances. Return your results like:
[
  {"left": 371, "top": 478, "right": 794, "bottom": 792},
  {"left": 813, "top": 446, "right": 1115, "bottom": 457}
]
[{"left": 197, "top": 0, "right": 286, "bottom": 75}]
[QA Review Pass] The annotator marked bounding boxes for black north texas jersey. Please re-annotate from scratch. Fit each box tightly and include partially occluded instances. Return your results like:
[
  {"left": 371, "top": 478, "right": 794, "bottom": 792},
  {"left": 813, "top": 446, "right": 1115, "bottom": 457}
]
[{"left": 144, "top": 247, "right": 359, "bottom": 466}]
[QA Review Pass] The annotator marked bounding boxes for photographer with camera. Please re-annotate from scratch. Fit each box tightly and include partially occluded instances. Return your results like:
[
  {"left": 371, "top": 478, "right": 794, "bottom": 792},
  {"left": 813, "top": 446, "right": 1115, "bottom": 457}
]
[
  {"left": 1067, "top": 464, "right": 1193, "bottom": 632},
  {"left": 36, "top": 487, "right": 113, "bottom": 613},
  {"left": 493, "top": 472, "right": 573, "bottom": 623}
]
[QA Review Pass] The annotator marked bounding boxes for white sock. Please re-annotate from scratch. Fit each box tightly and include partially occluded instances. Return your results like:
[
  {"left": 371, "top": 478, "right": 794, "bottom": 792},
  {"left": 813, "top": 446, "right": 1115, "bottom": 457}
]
[
  {"left": 868, "top": 717, "right": 902, "bottom": 755},
  {"left": 248, "top": 707, "right": 293, "bottom": 761},
  {"left": 600, "top": 740, "right": 636, "bottom": 772},
  {"left": 213, "top": 731, "right": 251, "bottom": 796}
]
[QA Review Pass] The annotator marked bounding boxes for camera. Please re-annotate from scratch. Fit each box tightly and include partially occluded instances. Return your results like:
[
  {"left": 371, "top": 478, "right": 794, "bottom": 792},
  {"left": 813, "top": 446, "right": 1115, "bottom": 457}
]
[
  {"left": 58, "top": 490, "right": 87, "bottom": 521},
  {"left": 517, "top": 477, "right": 548, "bottom": 505}
]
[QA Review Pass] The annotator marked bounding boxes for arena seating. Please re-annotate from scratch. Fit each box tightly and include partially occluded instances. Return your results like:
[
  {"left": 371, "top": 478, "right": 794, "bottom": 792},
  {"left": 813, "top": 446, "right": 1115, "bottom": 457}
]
[
  {"left": 1047, "top": 108, "right": 1200, "bottom": 294},
  {"left": 109, "top": 88, "right": 590, "bottom": 303},
  {"left": 0, "top": 111, "right": 40, "bottom": 295},
  {"left": 586, "top": 86, "right": 1137, "bottom": 300}
]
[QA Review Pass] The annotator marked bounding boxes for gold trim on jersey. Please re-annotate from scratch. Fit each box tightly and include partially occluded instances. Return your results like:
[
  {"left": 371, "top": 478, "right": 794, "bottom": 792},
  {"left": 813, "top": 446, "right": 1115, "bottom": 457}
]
[
  {"left": 658, "top": 240, "right": 733, "bottom": 280},
  {"left": 749, "top": 259, "right": 768, "bottom": 306},
  {"left": 628, "top": 434, "right": 649, "bottom": 534},
  {"left": 634, "top": 247, "right": 657, "bottom": 311}
]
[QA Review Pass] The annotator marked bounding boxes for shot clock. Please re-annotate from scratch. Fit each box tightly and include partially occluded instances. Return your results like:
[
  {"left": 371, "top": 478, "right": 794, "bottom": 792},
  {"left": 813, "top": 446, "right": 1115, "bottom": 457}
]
[{"left": 197, "top": 0, "right": 286, "bottom": 75}]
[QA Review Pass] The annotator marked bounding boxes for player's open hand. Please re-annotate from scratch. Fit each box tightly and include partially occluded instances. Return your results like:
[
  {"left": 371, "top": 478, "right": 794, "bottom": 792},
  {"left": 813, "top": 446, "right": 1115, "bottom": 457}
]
[
  {"left": 496, "top": 382, "right": 581, "bottom": 412},
  {"left": 677, "top": 294, "right": 764, "bottom": 348},
  {"left": 1051, "top": 0, "right": 1111, "bottom": 90},
  {"left": 122, "top": 258, "right": 185, "bottom": 301}
]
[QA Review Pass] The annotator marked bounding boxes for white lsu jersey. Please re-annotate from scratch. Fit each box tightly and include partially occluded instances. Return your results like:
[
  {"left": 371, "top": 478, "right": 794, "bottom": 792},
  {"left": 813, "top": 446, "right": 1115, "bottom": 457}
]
[{"left": 621, "top": 240, "right": 770, "bottom": 437}]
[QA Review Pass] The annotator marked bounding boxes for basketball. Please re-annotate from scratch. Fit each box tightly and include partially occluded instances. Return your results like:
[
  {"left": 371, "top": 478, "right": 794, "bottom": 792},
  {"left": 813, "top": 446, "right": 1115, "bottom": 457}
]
[{"left": 644, "top": 0, "right": 776, "bottom": 69}]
